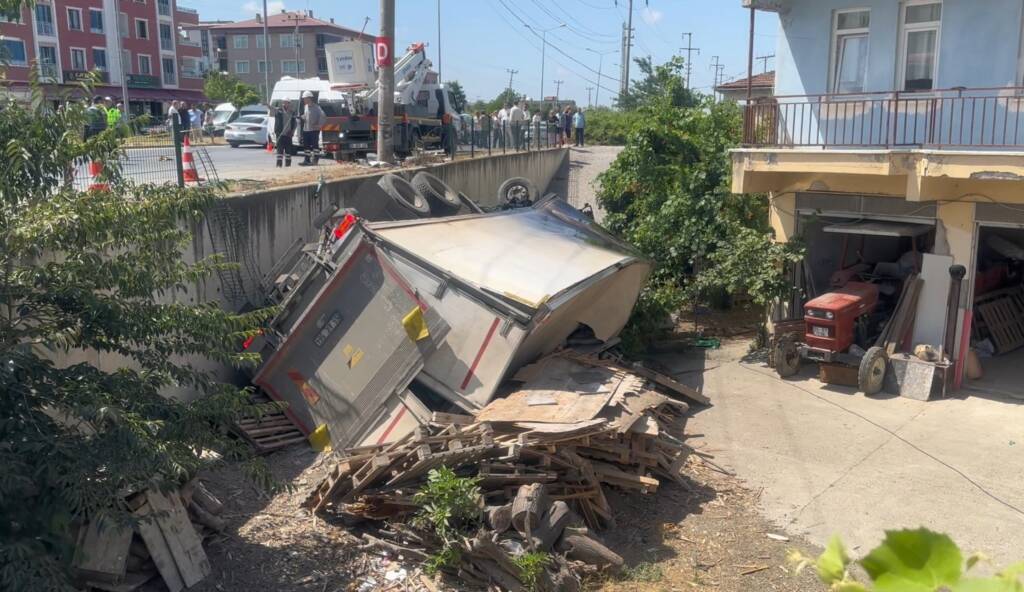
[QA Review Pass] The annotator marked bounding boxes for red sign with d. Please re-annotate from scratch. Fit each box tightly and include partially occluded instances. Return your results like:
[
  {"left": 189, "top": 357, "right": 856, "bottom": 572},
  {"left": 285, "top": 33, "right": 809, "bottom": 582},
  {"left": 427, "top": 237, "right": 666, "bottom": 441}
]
[{"left": 375, "top": 36, "right": 393, "bottom": 67}]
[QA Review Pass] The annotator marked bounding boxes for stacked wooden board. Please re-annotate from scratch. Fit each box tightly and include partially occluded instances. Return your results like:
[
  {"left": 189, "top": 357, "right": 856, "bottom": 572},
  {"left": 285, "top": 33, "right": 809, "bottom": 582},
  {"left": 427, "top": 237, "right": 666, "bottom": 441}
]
[
  {"left": 304, "top": 352, "right": 699, "bottom": 591},
  {"left": 73, "top": 481, "right": 223, "bottom": 591},
  {"left": 233, "top": 391, "right": 306, "bottom": 453}
]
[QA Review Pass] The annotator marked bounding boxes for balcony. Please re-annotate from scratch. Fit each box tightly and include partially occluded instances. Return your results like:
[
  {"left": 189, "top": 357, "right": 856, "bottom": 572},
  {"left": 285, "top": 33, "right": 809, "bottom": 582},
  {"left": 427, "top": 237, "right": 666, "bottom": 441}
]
[
  {"left": 743, "top": 87, "right": 1024, "bottom": 150},
  {"left": 38, "top": 63, "right": 59, "bottom": 81}
]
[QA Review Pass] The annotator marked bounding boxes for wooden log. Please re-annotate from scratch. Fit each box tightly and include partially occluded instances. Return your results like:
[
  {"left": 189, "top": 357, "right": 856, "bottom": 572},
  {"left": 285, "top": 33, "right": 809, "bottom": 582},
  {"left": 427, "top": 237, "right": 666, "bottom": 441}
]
[
  {"left": 485, "top": 504, "right": 513, "bottom": 533},
  {"left": 556, "top": 534, "right": 623, "bottom": 570},
  {"left": 191, "top": 481, "right": 224, "bottom": 515},
  {"left": 188, "top": 501, "right": 225, "bottom": 533},
  {"left": 530, "top": 501, "right": 576, "bottom": 551},
  {"left": 510, "top": 483, "right": 547, "bottom": 536}
]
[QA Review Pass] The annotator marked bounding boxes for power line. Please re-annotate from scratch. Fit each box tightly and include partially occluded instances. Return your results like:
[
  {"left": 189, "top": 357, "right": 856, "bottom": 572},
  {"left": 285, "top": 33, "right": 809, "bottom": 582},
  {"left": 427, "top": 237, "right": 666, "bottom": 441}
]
[
  {"left": 493, "top": 0, "right": 621, "bottom": 85},
  {"left": 756, "top": 53, "right": 775, "bottom": 73},
  {"left": 506, "top": 68, "right": 519, "bottom": 91},
  {"left": 680, "top": 32, "right": 700, "bottom": 90},
  {"left": 528, "top": 0, "right": 618, "bottom": 40}
]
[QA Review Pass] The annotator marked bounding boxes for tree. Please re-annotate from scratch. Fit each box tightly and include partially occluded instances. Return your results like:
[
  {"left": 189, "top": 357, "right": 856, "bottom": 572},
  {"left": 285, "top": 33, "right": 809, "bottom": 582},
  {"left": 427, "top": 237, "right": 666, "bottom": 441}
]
[
  {"left": 204, "top": 70, "right": 262, "bottom": 107},
  {"left": 0, "top": 76, "right": 276, "bottom": 589},
  {"left": 615, "top": 56, "right": 699, "bottom": 112},
  {"left": 597, "top": 55, "right": 802, "bottom": 350},
  {"left": 446, "top": 80, "right": 468, "bottom": 113}
]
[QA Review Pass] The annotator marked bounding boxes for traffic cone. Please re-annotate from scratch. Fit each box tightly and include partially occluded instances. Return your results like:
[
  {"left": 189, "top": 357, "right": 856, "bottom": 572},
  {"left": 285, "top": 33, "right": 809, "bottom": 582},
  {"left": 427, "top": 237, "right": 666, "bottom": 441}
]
[
  {"left": 87, "top": 159, "right": 109, "bottom": 191},
  {"left": 181, "top": 135, "right": 201, "bottom": 184},
  {"left": 265, "top": 140, "right": 274, "bottom": 153}
]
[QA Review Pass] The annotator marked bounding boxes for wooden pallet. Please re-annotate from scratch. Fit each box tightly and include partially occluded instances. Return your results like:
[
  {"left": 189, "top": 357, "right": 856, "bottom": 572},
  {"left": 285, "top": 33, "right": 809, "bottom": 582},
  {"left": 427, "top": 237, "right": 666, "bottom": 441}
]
[
  {"left": 235, "top": 392, "right": 306, "bottom": 453},
  {"left": 975, "top": 286, "right": 1024, "bottom": 354}
]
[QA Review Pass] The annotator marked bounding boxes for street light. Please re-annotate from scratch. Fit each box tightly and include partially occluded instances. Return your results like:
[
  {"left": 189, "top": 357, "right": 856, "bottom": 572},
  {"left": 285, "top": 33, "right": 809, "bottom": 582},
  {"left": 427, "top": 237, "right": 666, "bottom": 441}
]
[
  {"left": 586, "top": 48, "right": 616, "bottom": 107},
  {"left": 525, "top": 23, "right": 565, "bottom": 110}
]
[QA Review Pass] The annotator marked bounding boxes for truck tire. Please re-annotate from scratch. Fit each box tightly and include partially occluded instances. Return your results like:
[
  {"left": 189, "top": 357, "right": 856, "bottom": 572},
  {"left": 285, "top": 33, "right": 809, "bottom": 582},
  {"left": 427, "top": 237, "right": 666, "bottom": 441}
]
[
  {"left": 858, "top": 346, "right": 888, "bottom": 395},
  {"left": 773, "top": 336, "right": 801, "bottom": 378},
  {"left": 412, "top": 172, "right": 462, "bottom": 216},
  {"left": 496, "top": 177, "right": 538, "bottom": 208},
  {"left": 377, "top": 174, "right": 432, "bottom": 219},
  {"left": 458, "top": 191, "right": 485, "bottom": 214}
]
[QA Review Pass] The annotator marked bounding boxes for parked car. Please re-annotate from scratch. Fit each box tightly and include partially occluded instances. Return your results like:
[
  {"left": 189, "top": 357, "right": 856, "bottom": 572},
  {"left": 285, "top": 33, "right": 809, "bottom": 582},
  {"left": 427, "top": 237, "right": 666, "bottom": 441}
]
[{"left": 225, "top": 114, "right": 271, "bottom": 147}]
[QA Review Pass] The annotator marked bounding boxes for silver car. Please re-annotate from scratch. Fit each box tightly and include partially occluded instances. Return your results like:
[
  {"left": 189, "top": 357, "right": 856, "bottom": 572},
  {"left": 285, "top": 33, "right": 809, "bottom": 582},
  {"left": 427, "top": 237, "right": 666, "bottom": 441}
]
[{"left": 225, "top": 115, "right": 270, "bottom": 147}]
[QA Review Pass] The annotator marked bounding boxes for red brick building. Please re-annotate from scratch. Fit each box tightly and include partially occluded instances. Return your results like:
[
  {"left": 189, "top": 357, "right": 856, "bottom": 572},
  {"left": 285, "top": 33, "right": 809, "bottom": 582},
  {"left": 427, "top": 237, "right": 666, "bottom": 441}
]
[{"left": 0, "top": 0, "right": 206, "bottom": 116}]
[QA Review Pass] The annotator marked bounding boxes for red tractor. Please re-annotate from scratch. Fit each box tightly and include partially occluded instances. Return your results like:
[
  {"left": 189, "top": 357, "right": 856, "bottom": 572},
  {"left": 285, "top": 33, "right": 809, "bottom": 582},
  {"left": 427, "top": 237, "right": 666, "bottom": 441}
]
[{"left": 773, "top": 222, "right": 929, "bottom": 394}]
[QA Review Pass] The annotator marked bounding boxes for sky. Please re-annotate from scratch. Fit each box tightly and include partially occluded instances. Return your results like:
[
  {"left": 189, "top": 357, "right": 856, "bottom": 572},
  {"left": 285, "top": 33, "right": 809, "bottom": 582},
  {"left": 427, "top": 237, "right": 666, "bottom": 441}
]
[{"left": 181, "top": 0, "right": 780, "bottom": 107}]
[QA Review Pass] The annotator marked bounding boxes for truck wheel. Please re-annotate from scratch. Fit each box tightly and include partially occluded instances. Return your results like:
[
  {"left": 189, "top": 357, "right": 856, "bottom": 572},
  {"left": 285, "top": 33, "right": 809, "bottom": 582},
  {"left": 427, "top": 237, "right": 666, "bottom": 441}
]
[
  {"left": 858, "top": 346, "right": 888, "bottom": 395},
  {"left": 377, "top": 174, "right": 431, "bottom": 219},
  {"left": 412, "top": 172, "right": 462, "bottom": 216},
  {"left": 228, "top": 142, "right": 240, "bottom": 148},
  {"left": 458, "top": 191, "right": 485, "bottom": 214},
  {"left": 774, "top": 337, "right": 801, "bottom": 378},
  {"left": 496, "top": 177, "right": 538, "bottom": 208}
]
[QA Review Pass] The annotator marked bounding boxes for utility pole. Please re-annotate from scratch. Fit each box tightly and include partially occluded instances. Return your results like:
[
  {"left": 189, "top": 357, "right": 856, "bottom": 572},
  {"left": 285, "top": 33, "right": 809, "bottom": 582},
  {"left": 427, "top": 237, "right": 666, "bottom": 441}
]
[
  {"left": 710, "top": 56, "right": 725, "bottom": 101},
  {"left": 506, "top": 68, "right": 518, "bottom": 102},
  {"left": 553, "top": 79, "right": 563, "bottom": 102},
  {"left": 436, "top": 0, "right": 442, "bottom": 80},
  {"left": 525, "top": 24, "right": 565, "bottom": 114},
  {"left": 621, "top": 0, "right": 635, "bottom": 100},
  {"left": 114, "top": 5, "right": 129, "bottom": 117},
  {"left": 586, "top": 47, "right": 614, "bottom": 107},
  {"left": 680, "top": 32, "right": 700, "bottom": 90},
  {"left": 585, "top": 86, "right": 593, "bottom": 107},
  {"left": 284, "top": 12, "right": 305, "bottom": 73},
  {"left": 262, "top": 0, "right": 270, "bottom": 104},
  {"left": 378, "top": 0, "right": 395, "bottom": 163},
  {"left": 756, "top": 53, "right": 775, "bottom": 73}
]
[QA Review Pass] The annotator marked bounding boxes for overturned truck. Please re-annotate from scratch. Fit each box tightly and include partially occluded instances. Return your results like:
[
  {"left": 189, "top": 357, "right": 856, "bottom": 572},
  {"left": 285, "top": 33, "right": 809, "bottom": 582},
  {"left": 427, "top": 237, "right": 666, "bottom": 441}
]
[{"left": 246, "top": 180, "right": 651, "bottom": 452}]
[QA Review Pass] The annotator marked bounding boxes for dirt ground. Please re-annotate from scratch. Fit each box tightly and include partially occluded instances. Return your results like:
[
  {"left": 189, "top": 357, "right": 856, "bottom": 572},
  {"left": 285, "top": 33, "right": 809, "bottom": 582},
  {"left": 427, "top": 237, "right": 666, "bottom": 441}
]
[{"left": 180, "top": 417, "right": 825, "bottom": 592}]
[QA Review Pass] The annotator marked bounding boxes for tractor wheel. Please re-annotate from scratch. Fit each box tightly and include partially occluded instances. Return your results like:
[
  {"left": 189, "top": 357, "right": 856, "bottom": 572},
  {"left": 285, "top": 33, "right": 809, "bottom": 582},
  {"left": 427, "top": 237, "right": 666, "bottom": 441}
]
[
  {"left": 858, "top": 346, "right": 888, "bottom": 395},
  {"left": 773, "top": 337, "right": 801, "bottom": 378}
]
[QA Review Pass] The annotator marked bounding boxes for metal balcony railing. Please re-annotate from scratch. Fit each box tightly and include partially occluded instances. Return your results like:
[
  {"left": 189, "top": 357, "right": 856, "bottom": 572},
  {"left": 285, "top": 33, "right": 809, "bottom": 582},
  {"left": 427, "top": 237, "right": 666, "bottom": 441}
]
[
  {"left": 743, "top": 87, "right": 1024, "bottom": 150},
  {"left": 38, "top": 63, "right": 59, "bottom": 81}
]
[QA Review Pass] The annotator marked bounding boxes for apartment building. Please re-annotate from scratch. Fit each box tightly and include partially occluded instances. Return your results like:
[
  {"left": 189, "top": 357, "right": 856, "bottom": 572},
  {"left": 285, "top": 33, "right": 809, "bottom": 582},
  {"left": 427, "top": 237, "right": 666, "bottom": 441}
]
[
  {"left": 187, "top": 10, "right": 372, "bottom": 98},
  {"left": 0, "top": 0, "right": 205, "bottom": 116},
  {"left": 734, "top": 0, "right": 1024, "bottom": 398}
]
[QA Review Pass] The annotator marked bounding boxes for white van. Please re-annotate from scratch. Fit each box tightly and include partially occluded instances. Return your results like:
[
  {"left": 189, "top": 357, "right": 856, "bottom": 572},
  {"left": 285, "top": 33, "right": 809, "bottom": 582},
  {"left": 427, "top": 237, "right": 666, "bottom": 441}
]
[{"left": 268, "top": 77, "right": 351, "bottom": 149}]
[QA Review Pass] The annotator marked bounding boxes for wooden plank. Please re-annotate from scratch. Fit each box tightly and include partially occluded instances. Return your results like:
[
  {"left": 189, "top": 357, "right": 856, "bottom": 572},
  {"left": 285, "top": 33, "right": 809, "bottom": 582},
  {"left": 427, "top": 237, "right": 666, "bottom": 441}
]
[
  {"left": 73, "top": 518, "right": 133, "bottom": 583},
  {"left": 145, "top": 490, "right": 210, "bottom": 588},
  {"left": 86, "top": 570, "right": 156, "bottom": 592},
  {"left": 133, "top": 502, "right": 185, "bottom": 592},
  {"left": 430, "top": 411, "right": 475, "bottom": 426}
]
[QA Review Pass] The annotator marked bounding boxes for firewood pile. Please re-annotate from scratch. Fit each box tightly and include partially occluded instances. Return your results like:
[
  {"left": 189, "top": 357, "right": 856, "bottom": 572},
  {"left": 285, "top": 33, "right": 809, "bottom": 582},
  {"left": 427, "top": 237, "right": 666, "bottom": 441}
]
[{"left": 304, "top": 352, "right": 699, "bottom": 591}]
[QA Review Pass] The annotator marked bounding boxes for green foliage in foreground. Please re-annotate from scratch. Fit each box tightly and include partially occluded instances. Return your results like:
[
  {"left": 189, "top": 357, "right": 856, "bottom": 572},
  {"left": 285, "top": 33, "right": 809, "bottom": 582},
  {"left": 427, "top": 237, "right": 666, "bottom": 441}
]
[
  {"left": 204, "top": 70, "right": 262, "bottom": 108},
  {"left": 791, "top": 529, "right": 1024, "bottom": 591},
  {"left": 583, "top": 107, "right": 638, "bottom": 146},
  {"left": 596, "top": 55, "right": 803, "bottom": 350},
  {"left": 413, "top": 467, "right": 483, "bottom": 573},
  {"left": 0, "top": 75, "right": 276, "bottom": 591},
  {"left": 514, "top": 551, "right": 552, "bottom": 592}
]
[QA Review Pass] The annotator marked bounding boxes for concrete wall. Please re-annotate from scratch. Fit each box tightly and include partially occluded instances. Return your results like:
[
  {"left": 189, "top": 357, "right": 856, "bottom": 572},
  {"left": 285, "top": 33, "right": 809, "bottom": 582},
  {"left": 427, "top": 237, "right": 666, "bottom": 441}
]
[
  {"left": 774, "top": 0, "right": 1023, "bottom": 96},
  {"left": 193, "top": 148, "right": 569, "bottom": 310}
]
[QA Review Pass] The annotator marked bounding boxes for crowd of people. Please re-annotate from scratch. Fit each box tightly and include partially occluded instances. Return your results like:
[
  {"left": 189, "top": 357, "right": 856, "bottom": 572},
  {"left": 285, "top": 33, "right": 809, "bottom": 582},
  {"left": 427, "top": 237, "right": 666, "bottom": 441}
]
[
  {"left": 470, "top": 101, "right": 587, "bottom": 149},
  {"left": 166, "top": 100, "right": 220, "bottom": 139}
]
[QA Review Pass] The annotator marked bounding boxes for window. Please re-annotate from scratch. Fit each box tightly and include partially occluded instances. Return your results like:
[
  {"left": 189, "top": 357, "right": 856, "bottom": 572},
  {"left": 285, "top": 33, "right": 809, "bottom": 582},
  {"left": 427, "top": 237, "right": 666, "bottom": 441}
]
[
  {"left": 157, "top": 0, "right": 171, "bottom": 17},
  {"left": 215, "top": 35, "right": 226, "bottom": 50},
  {"left": 0, "top": 39, "right": 28, "bottom": 66},
  {"left": 233, "top": 35, "right": 248, "bottom": 49},
  {"left": 317, "top": 55, "right": 328, "bottom": 73},
  {"left": 38, "top": 45, "right": 58, "bottom": 79},
  {"left": 830, "top": 9, "right": 870, "bottom": 93},
  {"left": 255, "top": 34, "right": 268, "bottom": 49},
  {"left": 159, "top": 23, "right": 173, "bottom": 50},
  {"left": 181, "top": 57, "right": 201, "bottom": 78},
  {"left": 899, "top": 1, "right": 941, "bottom": 91},
  {"left": 119, "top": 13, "right": 129, "bottom": 38},
  {"left": 218, "top": 58, "right": 228, "bottom": 71},
  {"left": 89, "top": 9, "right": 103, "bottom": 33},
  {"left": 135, "top": 18, "right": 148, "bottom": 39},
  {"left": 139, "top": 54, "right": 151, "bottom": 75},
  {"left": 35, "top": 3, "right": 55, "bottom": 36},
  {"left": 70, "top": 47, "right": 87, "bottom": 71},
  {"left": 316, "top": 33, "right": 327, "bottom": 48},
  {"left": 281, "top": 59, "right": 305, "bottom": 74},
  {"left": 279, "top": 33, "right": 301, "bottom": 48},
  {"left": 66, "top": 7, "right": 82, "bottom": 31},
  {"left": 257, "top": 60, "right": 270, "bottom": 73},
  {"left": 93, "top": 48, "right": 108, "bottom": 71},
  {"left": 235, "top": 60, "right": 249, "bottom": 74},
  {"left": 162, "top": 56, "right": 176, "bottom": 84}
]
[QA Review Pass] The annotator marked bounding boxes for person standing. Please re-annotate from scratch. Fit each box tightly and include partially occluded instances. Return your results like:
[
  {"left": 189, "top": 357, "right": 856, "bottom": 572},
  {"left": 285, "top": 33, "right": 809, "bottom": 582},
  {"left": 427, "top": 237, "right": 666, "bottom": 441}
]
[
  {"left": 189, "top": 104, "right": 203, "bottom": 136},
  {"left": 299, "top": 91, "right": 325, "bottom": 166},
  {"left": 167, "top": 100, "right": 181, "bottom": 128},
  {"left": 508, "top": 100, "right": 526, "bottom": 150},
  {"left": 273, "top": 99, "right": 298, "bottom": 167},
  {"left": 562, "top": 106, "right": 573, "bottom": 146},
  {"left": 573, "top": 107, "right": 586, "bottom": 147},
  {"left": 105, "top": 98, "right": 120, "bottom": 130},
  {"left": 84, "top": 95, "right": 108, "bottom": 139}
]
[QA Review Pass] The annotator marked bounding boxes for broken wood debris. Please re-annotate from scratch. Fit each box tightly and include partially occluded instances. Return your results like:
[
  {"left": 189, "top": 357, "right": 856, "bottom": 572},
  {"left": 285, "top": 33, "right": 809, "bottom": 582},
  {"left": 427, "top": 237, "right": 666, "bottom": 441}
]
[
  {"left": 304, "top": 352, "right": 696, "bottom": 591},
  {"left": 73, "top": 478, "right": 224, "bottom": 592}
]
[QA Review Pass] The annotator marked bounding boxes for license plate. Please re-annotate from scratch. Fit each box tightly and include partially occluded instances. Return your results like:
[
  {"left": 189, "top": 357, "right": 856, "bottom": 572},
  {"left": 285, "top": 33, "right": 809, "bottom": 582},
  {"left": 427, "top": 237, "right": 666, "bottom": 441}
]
[
  {"left": 350, "top": 142, "right": 369, "bottom": 149},
  {"left": 812, "top": 326, "right": 829, "bottom": 338}
]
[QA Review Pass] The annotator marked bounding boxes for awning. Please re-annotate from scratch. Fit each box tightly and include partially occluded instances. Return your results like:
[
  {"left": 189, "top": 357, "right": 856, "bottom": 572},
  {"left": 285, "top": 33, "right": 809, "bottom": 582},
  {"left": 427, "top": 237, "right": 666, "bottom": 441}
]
[
  {"left": 2, "top": 82, "right": 207, "bottom": 103},
  {"left": 823, "top": 221, "right": 933, "bottom": 238}
]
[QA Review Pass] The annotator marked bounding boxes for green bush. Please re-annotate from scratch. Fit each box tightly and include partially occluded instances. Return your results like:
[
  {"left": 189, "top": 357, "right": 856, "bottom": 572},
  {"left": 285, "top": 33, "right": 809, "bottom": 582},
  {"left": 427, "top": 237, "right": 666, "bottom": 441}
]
[{"left": 584, "top": 107, "right": 639, "bottom": 146}]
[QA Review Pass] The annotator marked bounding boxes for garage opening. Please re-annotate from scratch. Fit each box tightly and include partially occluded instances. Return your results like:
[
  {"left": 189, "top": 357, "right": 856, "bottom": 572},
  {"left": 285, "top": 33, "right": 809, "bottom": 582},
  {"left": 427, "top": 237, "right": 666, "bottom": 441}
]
[{"left": 967, "top": 226, "right": 1024, "bottom": 399}]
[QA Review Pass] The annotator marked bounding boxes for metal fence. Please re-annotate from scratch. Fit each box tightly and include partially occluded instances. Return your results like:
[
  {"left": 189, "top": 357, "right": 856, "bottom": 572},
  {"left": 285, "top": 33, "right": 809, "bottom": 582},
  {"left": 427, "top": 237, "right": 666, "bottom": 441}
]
[
  {"left": 743, "top": 87, "right": 1024, "bottom": 149},
  {"left": 445, "top": 119, "right": 571, "bottom": 158},
  {"left": 73, "top": 119, "right": 219, "bottom": 191}
]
